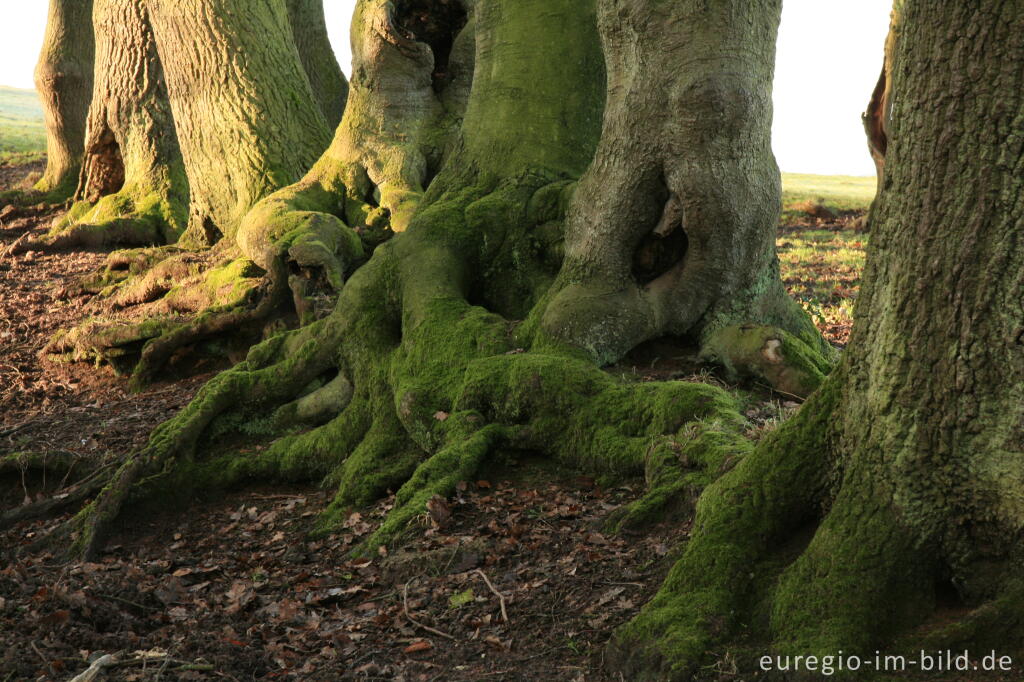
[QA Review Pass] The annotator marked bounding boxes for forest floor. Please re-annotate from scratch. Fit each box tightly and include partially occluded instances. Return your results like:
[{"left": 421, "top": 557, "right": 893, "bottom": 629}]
[{"left": 0, "top": 162, "right": 905, "bottom": 682}]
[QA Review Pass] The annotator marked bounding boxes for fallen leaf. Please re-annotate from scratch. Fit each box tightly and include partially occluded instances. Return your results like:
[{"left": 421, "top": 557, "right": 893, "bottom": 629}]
[
  {"left": 404, "top": 640, "right": 432, "bottom": 654},
  {"left": 448, "top": 588, "right": 474, "bottom": 609}
]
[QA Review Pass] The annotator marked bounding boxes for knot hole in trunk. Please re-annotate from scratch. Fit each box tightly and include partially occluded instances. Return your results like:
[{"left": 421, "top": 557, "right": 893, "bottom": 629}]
[{"left": 632, "top": 180, "right": 688, "bottom": 286}]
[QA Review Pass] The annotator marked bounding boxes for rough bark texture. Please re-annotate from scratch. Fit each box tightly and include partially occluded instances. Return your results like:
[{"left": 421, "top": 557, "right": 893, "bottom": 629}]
[
  {"left": 147, "top": 0, "right": 332, "bottom": 244},
  {"left": 63, "top": 0, "right": 189, "bottom": 247},
  {"left": 286, "top": 0, "right": 349, "bottom": 128},
  {"left": 611, "top": 1, "right": 1024, "bottom": 677},
  {"left": 539, "top": 0, "right": 827, "bottom": 373},
  {"left": 34, "top": 0, "right": 95, "bottom": 198},
  {"left": 229, "top": 0, "right": 476, "bottom": 339}
]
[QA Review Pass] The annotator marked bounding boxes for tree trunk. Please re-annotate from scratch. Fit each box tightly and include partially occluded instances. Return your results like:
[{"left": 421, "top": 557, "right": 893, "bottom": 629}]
[
  {"left": 146, "top": 0, "right": 332, "bottom": 244},
  {"left": 65, "top": 0, "right": 189, "bottom": 246},
  {"left": 612, "top": 1, "right": 1024, "bottom": 676},
  {"left": 286, "top": 0, "right": 349, "bottom": 129},
  {"left": 538, "top": 0, "right": 830, "bottom": 390},
  {"left": 235, "top": 0, "right": 476, "bottom": 290},
  {"left": 34, "top": 0, "right": 95, "bottom": 198}
]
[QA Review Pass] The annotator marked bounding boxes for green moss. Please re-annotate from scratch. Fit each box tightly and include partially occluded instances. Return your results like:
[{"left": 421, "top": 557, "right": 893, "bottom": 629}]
[
  {"left": 701, "top": 324, "right": 833, "bottom": 398},
  {"left": 49, "top": 180, "right": 188, "bottom": 246},
  {"left": 610, "top": 378, "right": 842, "bottom": 678}
]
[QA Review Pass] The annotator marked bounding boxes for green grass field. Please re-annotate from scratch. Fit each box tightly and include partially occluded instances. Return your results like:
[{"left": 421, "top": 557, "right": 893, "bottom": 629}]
[
  {"left": 781, "top": 172, "right": 877, "bottom": 214},
  {"left": 0, "top": 86, "right": 46, "bottom": 163},
  {"left": 777, "top": 173, "right": 874, "bottom": 346}
]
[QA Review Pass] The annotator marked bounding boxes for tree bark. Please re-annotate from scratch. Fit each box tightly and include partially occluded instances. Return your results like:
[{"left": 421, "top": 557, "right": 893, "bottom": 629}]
[
  {"left": 235, "top": 0, "right": 475, "bottom": 282},
  {"left": 539, "top": 0, "right": 829, "bottom": 384},
  {"left": 34, "top": 0, "right": 95, "bottom": 198},
  {"left": 862, "top": 2, "right": 900, "bottom": 223},
  {"left": 146, "top": 0, "right": 332, "bottom": 244},
  {"left": 286, "top": 0, "right": 349, "bottom": 129},
  {"left": 68, "top": 0, "right": 189, "bottom": 245},
  {"left": 612, "top": 1, "right": 1024, "bottom": 676}
]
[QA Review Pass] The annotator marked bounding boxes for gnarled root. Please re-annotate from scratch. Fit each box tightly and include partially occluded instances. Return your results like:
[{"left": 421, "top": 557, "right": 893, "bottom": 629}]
[
  {"left": 0, "top": 451, "right": 110, "bottom": 532},
  {"left": 42, "top": 168, "right": 376, "bottom": 384},
  {"left": 2, "top": 216, "right": 164, "bottom": 259},
  {"left": 26, "top": 177, "right": 763, "bottom": 568}
]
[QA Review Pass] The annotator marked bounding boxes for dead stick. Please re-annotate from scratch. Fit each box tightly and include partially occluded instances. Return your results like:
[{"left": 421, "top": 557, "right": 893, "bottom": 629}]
[
  {"left": 474, "top": 569, "right": 508, "bottom": 623},
  {"left": 402, "top": 580, "right": 456, "bottom": 640}
]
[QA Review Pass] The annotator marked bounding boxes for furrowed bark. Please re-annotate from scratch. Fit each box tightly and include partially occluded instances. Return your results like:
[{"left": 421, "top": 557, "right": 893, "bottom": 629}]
[
  {"left": 64, "top": 0, "right": 189, "bottom": 246},
  {"left": 34, "top": 0, "right": 95, "bottom": 198},
  {"left": 147, "top": 0, "right": 332, "bottom": 244}
]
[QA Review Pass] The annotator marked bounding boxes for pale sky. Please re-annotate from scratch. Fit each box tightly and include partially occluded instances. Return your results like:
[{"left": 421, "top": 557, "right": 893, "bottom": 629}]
[{"left": 0, "top": 0, "right": 890, "bottom": 176}]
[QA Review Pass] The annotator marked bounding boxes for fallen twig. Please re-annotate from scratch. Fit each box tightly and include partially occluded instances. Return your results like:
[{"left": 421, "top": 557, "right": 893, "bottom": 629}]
[
  {"left": 402, "top": 580, "right": 456, "bottom": 640},
  {"left": 69, "top": 653, "right": 118, "bottom": 682},
  {"left": 474, "top": 569, "right": 509, "bottom": 623}
]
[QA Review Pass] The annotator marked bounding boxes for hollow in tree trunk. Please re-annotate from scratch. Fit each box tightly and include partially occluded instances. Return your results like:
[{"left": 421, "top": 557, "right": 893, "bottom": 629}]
[
  {"left": 538, "top": 0, "right": 832, "bottom": 396},
  {"left": 56, "top": 0, "right": 190, "bottom": 249}
]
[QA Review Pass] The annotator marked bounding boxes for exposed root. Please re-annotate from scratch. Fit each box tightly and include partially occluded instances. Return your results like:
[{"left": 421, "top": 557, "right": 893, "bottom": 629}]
[
  {"left": 700, "top": 324, "right": 833, "bottom": 399},
  {"left": 51, "top": 322, "right": 342, "bottom": 559},
  {"left": 604, "top": 363, "right": 1024, "bottom": 678},
  {"left": 606, "top": 381, "right": 840, "bottom": 678},
  {"left": 2, "top": 216, "right": 164, "bottom": 258},
  {"left": 1, "top": 469, "right": 109, "bottom": 532},
  {"left": 0, "top": 452, "right": 109, "bottom": 532},
  {"left": 129, "top": 255, "right": 291, "bottom": 386}
]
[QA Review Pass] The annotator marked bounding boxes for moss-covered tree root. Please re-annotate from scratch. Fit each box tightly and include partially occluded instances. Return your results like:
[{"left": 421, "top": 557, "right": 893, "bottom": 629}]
[
  {"left": 0, "top": 451, "right": 109, "bottom": 532},
  {"left": 31, "top": 167, "right": 755, "bottom": 569}
]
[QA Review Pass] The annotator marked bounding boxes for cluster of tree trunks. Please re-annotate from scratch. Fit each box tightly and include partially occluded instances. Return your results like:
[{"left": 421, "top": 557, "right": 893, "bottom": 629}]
[{"left": 5, "top": 0, "right": 1022, "bottom": 678}]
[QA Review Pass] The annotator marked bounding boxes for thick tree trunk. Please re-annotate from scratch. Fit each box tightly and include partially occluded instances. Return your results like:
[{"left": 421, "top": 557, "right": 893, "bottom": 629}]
[
  {"left": 612, "top": 1, "right": 1024, "bottom": 677},
  {"left": 147, "top": 0, "right": 332, "bottom": 244},
  {"left": 34, "top": 0, "right": 95, "bottom": 198},
  {"left": 538, "top": 0, "right": 829, "bottom": 391},
  {"left": 67, "top": 0, "right": 188, "bottom": 245},
  {"left": 286, "top": 0, "right": 349, "bottom": 128}
]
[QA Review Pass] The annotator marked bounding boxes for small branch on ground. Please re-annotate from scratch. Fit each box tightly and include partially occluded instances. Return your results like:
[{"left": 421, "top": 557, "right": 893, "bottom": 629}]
[
  {"left": 475, "top": 569, "right": 509, "bottom": 623},
  {"left": 403, "top": 580, "right": 457, "bottom": 640}
]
